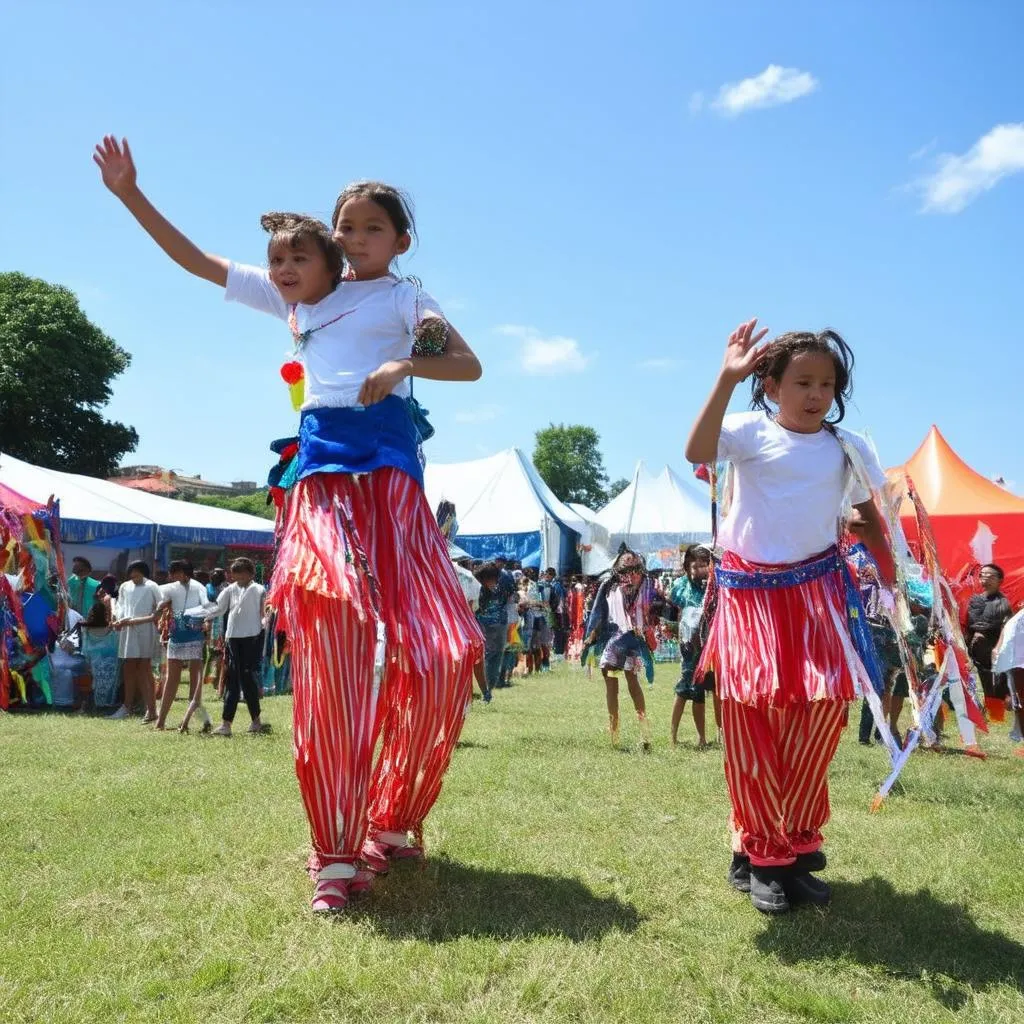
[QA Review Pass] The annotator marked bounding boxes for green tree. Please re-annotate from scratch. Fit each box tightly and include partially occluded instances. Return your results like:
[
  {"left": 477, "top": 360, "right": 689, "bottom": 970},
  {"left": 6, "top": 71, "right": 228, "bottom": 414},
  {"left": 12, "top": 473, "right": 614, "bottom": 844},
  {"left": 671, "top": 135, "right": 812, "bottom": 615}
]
[
  {"left": 0, "top": 273, "right": 138, "bottom": 476},
  {"left": 190, "top": 491, "right": 276, "bottom": 520},
  {"left": 606, "top": 477, "right": 630, "bottom": 501},
  {"left": 533, "top": 424, "right": 609, "bottom": 509}
]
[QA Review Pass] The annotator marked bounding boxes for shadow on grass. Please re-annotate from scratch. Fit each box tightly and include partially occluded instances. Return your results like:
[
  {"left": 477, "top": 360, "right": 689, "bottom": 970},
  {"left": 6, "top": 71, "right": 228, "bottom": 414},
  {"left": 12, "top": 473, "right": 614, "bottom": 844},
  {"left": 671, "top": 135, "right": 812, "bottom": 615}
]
[
  {"left": 756, "top": 877, "right": 1024, "bottom": 1010},
  {"left": 353, "top": 856, "right": 643, "bottom": 942}
]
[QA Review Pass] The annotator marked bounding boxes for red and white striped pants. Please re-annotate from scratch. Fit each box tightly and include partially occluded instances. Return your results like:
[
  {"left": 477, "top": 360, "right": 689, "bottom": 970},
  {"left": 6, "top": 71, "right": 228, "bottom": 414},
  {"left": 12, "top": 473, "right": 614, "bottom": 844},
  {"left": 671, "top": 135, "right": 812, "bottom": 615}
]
[
  {"left": 272, "top": 468, "right": 483, "bottom": 866},
  {"left": 722, "top": 698, "right": 846, "bottom": 866}
]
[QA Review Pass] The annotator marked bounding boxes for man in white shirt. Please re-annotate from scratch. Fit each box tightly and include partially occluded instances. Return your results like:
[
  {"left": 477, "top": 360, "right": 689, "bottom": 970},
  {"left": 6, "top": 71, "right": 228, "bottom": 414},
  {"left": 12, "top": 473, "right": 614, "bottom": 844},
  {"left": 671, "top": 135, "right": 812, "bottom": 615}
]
[{"left": 192, "top": 557, "right": 268, "bottom": 736}]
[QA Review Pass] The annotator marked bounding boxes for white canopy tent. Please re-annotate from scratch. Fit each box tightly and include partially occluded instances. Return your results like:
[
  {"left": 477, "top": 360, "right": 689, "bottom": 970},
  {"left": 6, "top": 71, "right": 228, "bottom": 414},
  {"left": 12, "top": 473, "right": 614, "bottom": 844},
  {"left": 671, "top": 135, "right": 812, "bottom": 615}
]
[
  {"left": 0, "top": 451, "right": 274, "bottom": 572},
  {"left": 595, "top": 462, "right": 711, "bottom": 567},
  {"left": 566, "top": 502, "right": 614, "bottom": 575},
  {"left": 424, "top": 448, "right": 584, "bottom": 572}
]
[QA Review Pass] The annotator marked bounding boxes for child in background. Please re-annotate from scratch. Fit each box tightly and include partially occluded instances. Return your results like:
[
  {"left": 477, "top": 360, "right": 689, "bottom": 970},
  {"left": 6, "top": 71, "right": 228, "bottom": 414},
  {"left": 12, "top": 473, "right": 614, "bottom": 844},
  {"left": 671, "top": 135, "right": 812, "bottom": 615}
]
[
  {"left": 582, "top": 549, "right": 658, "bottom": 750},
  {"left": 192, "top": 558, "right": 267, "bottom": 737},
  {"left": 669, "top": 545, "right": 718, "bottom": 748}
]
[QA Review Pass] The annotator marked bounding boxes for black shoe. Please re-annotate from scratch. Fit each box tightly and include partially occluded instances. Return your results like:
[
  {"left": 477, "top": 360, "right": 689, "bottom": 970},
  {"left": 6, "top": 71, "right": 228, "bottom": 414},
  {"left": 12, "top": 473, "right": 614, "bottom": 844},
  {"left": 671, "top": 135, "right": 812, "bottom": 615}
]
[
  {"left": 750, "top": 867, "right": 790, "bottom": 914},
  {"left": 727, "top": 853, "right": 751, "bottom": 893},
  {"left": 794, "top": 850, "right": 827, "bottom": 873},
  {"left": 784, "top": 870, "right": 831, "bottom": 906}
]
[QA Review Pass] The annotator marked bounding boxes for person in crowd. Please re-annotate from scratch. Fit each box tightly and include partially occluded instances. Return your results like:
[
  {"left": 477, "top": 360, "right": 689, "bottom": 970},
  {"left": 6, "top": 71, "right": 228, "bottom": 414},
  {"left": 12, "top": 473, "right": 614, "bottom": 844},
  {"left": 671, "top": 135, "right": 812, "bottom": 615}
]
[
  {"left": 155, "top": 559, "right": 212, "bottom": 733},
  {"left": 191, "top": 558, "right": 268, "bottom": 737},
  {"left": 686, "top": 321, "right": 893, "bottom": 915},
  {"left": 967, "top": 564, "right": 1012, "bottom": 715},
  {"left": 548, "top": 570, "right": 569, "bottom": 658},
  {"left": 517, "top": 572, "right": 539, "bottom": 676},
  {"left": 204, "top": 567, "right": 230, "bottom": 696},
  {"left": 68, "top": 557, "right": 100, "bottom": 616},
  {"left": 524, "top": 567, "right": 552, "bottom": 671},
  {"left": 81, "top": 596, "right": 120, "bottom": 709},
  {"left": 582, "top": 548, "right": 658, "bottom": 750},
  {"left": 452, "top": 555, "right": 489, "bottom": 702},
  {"left": 474, "top": 561, "right": 514, "bottom": 701},
  {"left": 498, "top": 570, "right": 523, "bottom": 687},
  {"left": 108, "top": 560, "right": 162, "bottom": 722},
  {"left": 669, "top": 545, "right": 717, "bottom": 748},
  {"left": 535, "top": 568, "right": 560, "bottom": 669}
]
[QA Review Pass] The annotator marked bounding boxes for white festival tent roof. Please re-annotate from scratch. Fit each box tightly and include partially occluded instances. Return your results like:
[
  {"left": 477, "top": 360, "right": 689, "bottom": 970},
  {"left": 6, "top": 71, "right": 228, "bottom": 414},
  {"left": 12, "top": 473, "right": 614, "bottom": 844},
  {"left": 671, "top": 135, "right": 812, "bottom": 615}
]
[
  {"left": 424, "top": 448, "right": 584, "bottom": 572},
  {"left": 0, "top": 451, "right": 274, "bottom": 550},
  {"left": 595, "top": 462, "right": 711, "bottom": 565}
]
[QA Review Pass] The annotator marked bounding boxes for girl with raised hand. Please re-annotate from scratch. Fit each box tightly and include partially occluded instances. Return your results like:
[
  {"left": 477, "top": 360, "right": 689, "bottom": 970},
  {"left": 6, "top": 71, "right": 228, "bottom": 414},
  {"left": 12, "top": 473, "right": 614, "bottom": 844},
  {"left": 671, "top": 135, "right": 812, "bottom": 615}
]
[
  {"left": 95, "top": 136, "right": 484, "bottom": 914},
  {"left": 685, "top": 320, "right": 893, "bottom": 916}
]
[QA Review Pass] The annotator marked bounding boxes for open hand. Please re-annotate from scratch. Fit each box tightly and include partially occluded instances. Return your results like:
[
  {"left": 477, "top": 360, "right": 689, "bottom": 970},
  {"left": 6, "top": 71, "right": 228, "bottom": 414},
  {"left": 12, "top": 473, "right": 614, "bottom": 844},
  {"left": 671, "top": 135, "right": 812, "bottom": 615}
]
[
  {"left": 720, "top": 318, "right": 771, "bottom": 384},
  {"left": 93, "top": 136, "right": 138, "bottom": 198},
  {"left": 358, "top": 360, "right": 411, "bottom": 406}
]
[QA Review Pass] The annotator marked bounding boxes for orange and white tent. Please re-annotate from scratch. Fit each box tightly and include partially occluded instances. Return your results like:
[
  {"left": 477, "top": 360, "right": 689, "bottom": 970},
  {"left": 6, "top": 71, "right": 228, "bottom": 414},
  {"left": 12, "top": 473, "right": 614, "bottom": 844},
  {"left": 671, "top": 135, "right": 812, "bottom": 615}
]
[{"left": 887, "top": 426, "right": 1024, "bottom": 609}]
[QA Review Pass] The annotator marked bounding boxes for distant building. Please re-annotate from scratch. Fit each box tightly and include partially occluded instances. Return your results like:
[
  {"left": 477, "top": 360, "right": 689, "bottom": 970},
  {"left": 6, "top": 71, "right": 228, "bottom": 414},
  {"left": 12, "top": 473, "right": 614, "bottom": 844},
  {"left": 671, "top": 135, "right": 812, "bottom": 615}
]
[{"left": 111, "top": 466, "right": 260, "bottom": 499}]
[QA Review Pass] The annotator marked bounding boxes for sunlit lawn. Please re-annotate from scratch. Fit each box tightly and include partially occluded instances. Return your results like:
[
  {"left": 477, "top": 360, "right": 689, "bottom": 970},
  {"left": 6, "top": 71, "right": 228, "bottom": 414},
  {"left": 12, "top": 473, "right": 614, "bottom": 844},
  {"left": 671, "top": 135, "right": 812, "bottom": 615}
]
[{"left": 2, "top": 662, "right": 1023, "bottom": 1023}]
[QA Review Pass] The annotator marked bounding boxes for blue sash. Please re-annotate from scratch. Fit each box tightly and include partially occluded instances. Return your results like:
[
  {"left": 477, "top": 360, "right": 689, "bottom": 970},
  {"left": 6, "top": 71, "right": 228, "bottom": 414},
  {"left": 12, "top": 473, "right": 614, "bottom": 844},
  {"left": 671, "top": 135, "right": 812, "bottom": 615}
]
[
  {"left": 714, "top": 549, "right": 842, "bottom": 591},
  {"left": 286, "top": 396, "right": 423, "bottom": 488}
]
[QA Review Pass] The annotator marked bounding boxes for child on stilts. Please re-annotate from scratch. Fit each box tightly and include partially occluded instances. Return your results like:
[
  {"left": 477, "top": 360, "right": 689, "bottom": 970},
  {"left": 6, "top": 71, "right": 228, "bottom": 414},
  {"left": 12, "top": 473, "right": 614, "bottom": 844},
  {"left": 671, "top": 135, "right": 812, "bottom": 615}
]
[
  {"left": 95, "top": 137, "right": 485, "bottom": 914},
  {"left": 686, "top": 320, "right": 893, "bottom": 915}
]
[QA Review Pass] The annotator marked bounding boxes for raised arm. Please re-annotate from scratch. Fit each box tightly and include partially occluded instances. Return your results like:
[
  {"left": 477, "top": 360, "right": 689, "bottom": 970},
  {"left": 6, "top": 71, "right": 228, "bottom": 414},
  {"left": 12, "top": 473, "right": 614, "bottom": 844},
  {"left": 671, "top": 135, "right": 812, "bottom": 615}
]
[
  {"left": 684, "top": 319, "right": 769, "bottom": 464},
  {"left": 93, "top": 136, "right": 229, "bottom": 287}
]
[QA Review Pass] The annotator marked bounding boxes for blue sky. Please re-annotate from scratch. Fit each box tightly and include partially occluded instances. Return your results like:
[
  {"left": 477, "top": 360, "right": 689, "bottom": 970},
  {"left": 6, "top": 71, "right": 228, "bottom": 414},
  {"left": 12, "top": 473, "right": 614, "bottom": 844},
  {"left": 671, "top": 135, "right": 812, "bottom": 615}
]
[{"left": 3, "top": 1, "right": 1023, "bottom": 498}]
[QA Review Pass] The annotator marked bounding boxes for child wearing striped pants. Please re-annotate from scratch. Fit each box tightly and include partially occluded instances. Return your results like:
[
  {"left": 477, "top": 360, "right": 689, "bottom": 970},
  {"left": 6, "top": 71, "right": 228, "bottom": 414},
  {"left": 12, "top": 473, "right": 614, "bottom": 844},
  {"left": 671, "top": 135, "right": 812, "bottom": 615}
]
[{"left": 686, "top": 321, "right": 894, "bottom": 914}]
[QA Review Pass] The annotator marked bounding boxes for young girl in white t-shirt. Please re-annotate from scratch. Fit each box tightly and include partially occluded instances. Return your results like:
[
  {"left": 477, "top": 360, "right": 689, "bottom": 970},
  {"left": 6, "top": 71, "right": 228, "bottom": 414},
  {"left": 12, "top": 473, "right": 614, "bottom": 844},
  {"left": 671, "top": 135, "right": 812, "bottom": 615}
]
[
  {"left": 686, "top": 320, "right": 895, "bottom": 916},
  {"left": 95, "top": 136, "right": 484, "bottom": 914}
]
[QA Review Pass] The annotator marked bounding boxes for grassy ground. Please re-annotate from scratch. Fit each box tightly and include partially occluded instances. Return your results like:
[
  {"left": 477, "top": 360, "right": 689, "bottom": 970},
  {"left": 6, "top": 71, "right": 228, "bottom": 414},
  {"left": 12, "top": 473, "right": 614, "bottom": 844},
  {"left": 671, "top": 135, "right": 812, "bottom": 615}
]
[{"left": 2, "top": 662, "right": 1023, "bottom": 1024}]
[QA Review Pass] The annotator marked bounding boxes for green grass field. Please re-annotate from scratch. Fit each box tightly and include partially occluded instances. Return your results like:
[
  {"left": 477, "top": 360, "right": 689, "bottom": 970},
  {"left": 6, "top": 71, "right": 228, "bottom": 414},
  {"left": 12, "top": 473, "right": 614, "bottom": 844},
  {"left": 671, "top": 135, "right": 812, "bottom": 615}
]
[{"left": 2, "top": 662, "right": 1023, "bottom": 1024}]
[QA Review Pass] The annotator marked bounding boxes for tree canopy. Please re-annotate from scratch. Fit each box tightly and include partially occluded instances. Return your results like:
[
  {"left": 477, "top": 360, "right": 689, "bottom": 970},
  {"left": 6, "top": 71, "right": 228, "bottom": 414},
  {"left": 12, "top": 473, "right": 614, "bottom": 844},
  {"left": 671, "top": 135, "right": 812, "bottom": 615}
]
[
  {"left": 607, "top": 477, "right": 630, "bottom": 501},
  {"left": 533, "top": 424, "right": 609, "bottom": 510},
  {"left": 0, "top": 273, "right": 138, "bottom": 477},
  {"left": 190, "top": 491, "right": 276, "bottom": 520}
]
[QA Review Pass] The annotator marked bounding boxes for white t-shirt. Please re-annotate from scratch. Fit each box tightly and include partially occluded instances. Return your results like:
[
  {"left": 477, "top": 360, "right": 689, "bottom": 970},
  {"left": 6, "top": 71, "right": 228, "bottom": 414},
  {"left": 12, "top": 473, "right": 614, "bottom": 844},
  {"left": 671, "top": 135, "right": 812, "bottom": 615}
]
[
  {"left": 716, "top": 412, "right": 887, "bottom": 565},
  {"left": 158, "top": 579, "right": 208, "bottom": 616},
  {"left": 454, "top": 564, "right": 482, "bottom": 610},
  {"left": 197, "top": 581, "right": 266, "bottom": 639},
  {"left": 225, "top": 263, "right": 443, "bottom": 410},
  {"left": 114, "top": 578, "right": 163, "bottom": 621}
]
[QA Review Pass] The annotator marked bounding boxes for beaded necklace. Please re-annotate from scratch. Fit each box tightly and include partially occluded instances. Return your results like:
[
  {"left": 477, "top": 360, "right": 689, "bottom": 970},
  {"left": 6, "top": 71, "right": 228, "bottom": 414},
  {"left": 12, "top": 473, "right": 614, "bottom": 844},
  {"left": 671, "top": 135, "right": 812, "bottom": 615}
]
[{"left": 287, "top": 304, "right": 355, "bottom": 350}]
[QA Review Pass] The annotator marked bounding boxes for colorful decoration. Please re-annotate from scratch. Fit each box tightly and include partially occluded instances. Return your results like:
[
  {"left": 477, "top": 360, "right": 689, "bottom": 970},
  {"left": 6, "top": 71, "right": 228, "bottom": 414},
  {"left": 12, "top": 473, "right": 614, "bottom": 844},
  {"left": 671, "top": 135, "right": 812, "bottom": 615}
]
[
  {"left": 280, "top": 360, "right": 305, "bottom": 411},
  {"left": 0, "top": 496, "right": 67, "bottom": 709}
]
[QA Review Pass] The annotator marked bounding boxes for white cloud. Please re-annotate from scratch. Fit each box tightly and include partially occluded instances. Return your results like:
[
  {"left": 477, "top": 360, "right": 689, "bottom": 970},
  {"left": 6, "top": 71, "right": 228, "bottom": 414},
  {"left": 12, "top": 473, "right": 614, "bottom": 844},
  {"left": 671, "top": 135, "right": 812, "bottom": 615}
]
[
  {"left": 495, "top": 324, "right": 590, "bottom": 375},
  {"left": 443, "top": 297, "right": 469, "bottom": 312},
  {"left": 711, "top": 64, "right": 818, "bottom": 117},
  {"left": 917, "top": 123, "right": 1024, "bottom": 214},
  {"left": 639, "top": 357, "right": 684, "bottom": 370},
  {"left": 688, "top": 91, "right": 704, "bottom": 115},
  {"left": 454, "top": 404, "right": 502, "bottom": 424}
]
